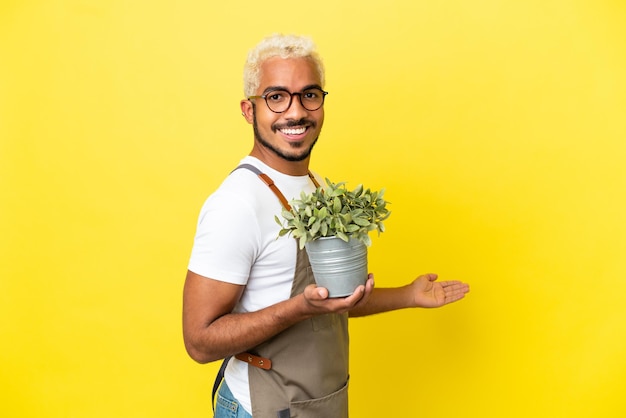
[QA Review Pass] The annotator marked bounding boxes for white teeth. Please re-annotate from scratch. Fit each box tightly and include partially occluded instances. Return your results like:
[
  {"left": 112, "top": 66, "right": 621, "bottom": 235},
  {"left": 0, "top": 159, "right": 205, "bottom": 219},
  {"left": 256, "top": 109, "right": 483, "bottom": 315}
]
[{"left": 281, "top": 127, "right": 306, "bottom": 135}]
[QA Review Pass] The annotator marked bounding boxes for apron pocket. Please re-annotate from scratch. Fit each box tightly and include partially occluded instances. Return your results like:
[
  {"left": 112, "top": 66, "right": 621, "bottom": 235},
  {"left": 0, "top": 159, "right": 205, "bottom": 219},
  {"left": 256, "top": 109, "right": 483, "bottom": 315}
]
[{"left": 288, "top": 379, "right": 349, "bottom": 418}]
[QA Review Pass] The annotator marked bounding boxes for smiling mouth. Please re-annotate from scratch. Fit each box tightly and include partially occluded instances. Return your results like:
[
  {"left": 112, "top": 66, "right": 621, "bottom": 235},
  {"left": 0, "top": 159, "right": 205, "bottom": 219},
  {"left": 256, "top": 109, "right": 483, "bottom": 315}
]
[
  {"left": 279, "top": 126, "right": 307, "bottom": 135},
  {"left": 273, "top": 118, "right": 315, "bottom": 136}
]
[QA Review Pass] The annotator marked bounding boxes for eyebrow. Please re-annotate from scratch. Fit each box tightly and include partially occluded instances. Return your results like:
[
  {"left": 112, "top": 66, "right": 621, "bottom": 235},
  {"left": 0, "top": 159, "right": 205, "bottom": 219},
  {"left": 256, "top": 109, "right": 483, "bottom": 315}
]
[{"left": 261, "top": 84, "right": 323, "bottom": 95}]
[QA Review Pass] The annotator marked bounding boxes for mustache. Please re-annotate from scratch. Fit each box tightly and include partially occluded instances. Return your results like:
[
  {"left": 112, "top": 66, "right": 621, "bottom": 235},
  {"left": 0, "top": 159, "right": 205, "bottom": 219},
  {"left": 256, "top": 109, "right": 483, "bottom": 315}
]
[{"left": 272, "top": 118, "right": 315, "bottom": 132}]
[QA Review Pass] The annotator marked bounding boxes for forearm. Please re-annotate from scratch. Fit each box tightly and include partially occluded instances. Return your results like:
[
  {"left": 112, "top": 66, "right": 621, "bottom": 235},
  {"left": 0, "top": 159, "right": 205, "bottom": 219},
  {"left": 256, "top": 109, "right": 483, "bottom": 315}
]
[
  {"left": 349, "top": 286, "right": 414, "bottom": 317},
  {"left": 185, "top": 294, "right": 311, "bottom": 363}
]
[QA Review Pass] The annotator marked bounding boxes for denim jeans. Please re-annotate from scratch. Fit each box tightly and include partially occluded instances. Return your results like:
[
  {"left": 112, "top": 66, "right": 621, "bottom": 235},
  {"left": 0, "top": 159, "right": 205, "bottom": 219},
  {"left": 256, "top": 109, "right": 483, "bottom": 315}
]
[{"left": 214, "top": 380, "right": 253, "bottom": 418}]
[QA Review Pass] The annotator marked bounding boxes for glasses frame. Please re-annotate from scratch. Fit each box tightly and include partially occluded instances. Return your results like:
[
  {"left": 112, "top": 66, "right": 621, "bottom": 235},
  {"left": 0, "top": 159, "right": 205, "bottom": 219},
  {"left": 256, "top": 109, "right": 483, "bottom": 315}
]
[{"left": 248, "top": 88, "right": 329, "bottom": 113}]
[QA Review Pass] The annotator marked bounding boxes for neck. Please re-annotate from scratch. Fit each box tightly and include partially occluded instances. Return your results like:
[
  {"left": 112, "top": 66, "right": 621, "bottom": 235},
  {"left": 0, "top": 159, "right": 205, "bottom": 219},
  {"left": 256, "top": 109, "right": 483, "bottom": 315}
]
[{"left": 249, "top": 145, "right": 311, "bottom": 176}]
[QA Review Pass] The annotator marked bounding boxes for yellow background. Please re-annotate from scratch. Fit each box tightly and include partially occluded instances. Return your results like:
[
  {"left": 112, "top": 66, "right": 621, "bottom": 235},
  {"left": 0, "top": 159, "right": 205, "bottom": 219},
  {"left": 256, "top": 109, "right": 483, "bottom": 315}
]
[{"left": 2, "top": 0, "right": 625, "bottom": 416}]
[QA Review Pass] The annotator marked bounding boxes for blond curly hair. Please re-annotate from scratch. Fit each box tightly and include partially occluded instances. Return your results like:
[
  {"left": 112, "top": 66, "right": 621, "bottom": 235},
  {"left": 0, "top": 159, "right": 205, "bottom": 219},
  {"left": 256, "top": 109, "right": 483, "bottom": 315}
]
[{"left": 243, "top": 34, "right": 325, "bottom": 98}]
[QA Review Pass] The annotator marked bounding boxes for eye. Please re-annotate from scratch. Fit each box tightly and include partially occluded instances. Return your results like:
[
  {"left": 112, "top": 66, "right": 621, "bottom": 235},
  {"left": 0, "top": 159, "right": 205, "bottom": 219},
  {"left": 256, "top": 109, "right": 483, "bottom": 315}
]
[
  {"left": 266, "top": 91, "right": 288, "bottom": 102},
  {"left": 303, "top": 90, "right": 319, "bottom": 100}
]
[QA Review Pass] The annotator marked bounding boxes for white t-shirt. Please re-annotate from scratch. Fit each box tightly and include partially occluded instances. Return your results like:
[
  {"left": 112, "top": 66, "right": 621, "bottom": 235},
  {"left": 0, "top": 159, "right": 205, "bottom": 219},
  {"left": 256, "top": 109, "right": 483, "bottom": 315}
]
[{"left": 188, "top": 156, "right": 321, "bottom": 413}]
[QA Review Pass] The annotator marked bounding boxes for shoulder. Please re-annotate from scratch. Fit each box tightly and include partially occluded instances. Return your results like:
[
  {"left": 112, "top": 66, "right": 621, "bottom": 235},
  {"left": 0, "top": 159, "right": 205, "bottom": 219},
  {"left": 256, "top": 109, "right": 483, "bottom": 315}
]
[{"left": 204, "top": 164, "right": 271, "bottom": 204}]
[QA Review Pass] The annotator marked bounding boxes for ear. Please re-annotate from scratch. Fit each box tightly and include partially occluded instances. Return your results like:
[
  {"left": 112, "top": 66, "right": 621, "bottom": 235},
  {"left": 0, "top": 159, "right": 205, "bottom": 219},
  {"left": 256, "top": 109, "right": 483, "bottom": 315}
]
[{"left": 240, "top": 100, "right": 254, "bottom": 124}]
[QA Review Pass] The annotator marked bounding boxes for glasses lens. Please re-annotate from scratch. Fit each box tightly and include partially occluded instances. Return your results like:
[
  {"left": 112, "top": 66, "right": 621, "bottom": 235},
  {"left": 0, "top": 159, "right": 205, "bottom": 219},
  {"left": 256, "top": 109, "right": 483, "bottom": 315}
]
[
  {"left": 265, "top": 90, "right": 291, "bottom": 112},
  {"left": 300, "top": 88, "right": 325, "bottom": 111}
]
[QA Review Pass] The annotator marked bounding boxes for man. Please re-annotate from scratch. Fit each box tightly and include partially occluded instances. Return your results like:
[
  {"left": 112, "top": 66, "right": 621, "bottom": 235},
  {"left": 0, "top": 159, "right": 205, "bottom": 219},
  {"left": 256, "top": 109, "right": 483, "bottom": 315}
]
[{"left": 183, "top": 34, "right": 470, "bottom": 418}]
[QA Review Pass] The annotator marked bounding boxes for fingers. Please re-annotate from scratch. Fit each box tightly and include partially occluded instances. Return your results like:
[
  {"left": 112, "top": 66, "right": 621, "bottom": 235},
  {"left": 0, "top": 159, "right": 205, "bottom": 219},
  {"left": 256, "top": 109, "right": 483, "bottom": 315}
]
[
  {"left": 304, "top": 284, "right": 336, "bottom": 302},
  {"left": 443, "top": 282, "right": 470, "bottom": 303},
  {"left": 419, "top": 273, "right": 438, "bottom": 282},
  {"left": 342, "top": 285, "right": 366, "bottom": 304},
  {"left": 427, "top": 277, "right": 470, "bottom": 294},
  {"left": 364, "top": 274, "right": 375, "bottom": 293},
  {"left": 302, "top": 281, "right": 369, "bottom": 314},
  {"left": 445, "top": 291, "right": 468, "bottom": 303},
  {"left": 316, "top": 286, "right": 329, "bottom": 299},
  {"left": 438, "top": 280, "right": 466, "bottom": 287},
  {"left": 444, "top": 282, "right": 470, "bottom": 293}
]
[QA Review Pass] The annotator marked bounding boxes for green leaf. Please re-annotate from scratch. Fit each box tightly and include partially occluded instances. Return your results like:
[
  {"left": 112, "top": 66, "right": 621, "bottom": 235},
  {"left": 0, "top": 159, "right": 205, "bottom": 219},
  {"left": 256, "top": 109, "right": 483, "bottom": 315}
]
[
  {"left": 333, "top": 197, "right": 342, "bottom": 213},
  {"left": 353, "top": 217, "right": 370, "bottom": 227},
  {"left": 310, "top": 219, "right": 321, "bottom": 235},
  {"left": 336, "top": 231, "right": 349, "bottom": 242},
  {"left": 362, "top": 234, "right": 372, "bottom": 247}
]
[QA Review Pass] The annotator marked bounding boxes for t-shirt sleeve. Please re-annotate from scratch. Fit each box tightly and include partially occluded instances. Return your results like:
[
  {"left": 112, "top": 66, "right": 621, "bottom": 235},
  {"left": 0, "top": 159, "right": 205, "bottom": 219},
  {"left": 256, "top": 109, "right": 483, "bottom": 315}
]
[{"left": 187, "top": 190, "right": 260, "bottom": 285}]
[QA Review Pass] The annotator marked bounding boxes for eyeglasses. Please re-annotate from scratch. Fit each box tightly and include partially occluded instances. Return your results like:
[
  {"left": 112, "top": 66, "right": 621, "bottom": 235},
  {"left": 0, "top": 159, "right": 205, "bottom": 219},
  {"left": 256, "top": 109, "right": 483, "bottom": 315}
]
[{"left": 248, "top": 88, "right": 328, "bottom": 113}]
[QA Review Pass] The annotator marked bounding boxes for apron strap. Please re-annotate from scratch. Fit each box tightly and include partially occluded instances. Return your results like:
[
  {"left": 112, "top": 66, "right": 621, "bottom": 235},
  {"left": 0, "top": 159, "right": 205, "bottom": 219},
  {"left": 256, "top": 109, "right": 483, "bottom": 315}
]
[
  {"left": 232, "top": 163, "right": 321, "bottom": 210},
  {"left": 211, "top": 356, "right": 230, "bottom": 412}
]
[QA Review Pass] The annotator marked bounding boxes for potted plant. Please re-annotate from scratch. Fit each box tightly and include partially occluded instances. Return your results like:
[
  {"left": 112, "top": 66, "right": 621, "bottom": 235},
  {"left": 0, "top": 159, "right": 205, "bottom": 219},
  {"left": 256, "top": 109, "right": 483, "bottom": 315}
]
[{"left": 276, "top": 178, "right": 391, "bottom": 297}]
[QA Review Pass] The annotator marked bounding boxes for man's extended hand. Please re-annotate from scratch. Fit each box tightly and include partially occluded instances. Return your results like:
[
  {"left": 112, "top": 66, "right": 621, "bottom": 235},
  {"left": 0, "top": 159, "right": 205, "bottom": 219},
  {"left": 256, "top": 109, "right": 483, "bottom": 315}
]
[{"left": 410, "top": 273, "right": 470, "bottom": 308}]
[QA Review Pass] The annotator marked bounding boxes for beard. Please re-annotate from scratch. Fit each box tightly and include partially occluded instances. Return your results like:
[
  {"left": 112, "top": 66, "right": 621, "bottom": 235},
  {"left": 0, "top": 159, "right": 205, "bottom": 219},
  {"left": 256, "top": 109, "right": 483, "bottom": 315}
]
[{"left": 252, "top": 111, "right": 319, "bottom": 162}]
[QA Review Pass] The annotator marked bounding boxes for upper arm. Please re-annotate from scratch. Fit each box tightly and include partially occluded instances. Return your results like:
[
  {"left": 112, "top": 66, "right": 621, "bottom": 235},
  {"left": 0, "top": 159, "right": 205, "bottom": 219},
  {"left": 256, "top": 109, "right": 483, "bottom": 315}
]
[{"left": 182, "top": 269, "right": 245, "bottom": 360}]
